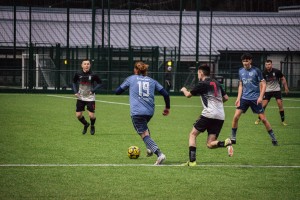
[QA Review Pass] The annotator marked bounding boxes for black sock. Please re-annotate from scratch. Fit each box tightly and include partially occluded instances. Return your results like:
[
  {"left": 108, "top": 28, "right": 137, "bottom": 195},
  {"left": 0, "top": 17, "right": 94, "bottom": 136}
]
[
  {"left": 91, "top": 118, "right": 96, "bottom": 126},
  {"left": 231, "top": 128, "right": 237, "bottom": 140},
  {"left": 268, "top": 129, "right": 277, "bottom": 141},
  {"left": 217, "top": 141, "right": 225, "bottom": 147},
  {"left": 78, "top": 116, "right": 88, "bottom": 125},
  {"left": 189, "top": 146, "right": 196, "bottom": 162},
  {"left": 280, "top": 111, "right": 285, "bottom": 122}
]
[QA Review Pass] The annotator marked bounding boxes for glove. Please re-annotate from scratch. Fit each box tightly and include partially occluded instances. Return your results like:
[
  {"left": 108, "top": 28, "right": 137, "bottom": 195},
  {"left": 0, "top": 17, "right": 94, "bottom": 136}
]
[{"left": 162, "top": 108, "right": 170, "bottom": 116}]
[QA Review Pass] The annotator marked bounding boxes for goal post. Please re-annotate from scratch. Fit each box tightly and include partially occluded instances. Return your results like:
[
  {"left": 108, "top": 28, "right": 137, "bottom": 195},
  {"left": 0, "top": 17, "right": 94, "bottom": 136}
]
[{"left": 22, "top": 54, "right": 67, "bottom": 89}]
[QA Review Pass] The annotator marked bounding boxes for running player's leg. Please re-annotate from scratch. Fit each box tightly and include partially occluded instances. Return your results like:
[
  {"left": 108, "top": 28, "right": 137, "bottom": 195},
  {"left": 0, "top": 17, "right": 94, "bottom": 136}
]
[
  {"left": 76, "top": 100, "right": 90, "bottom": 134},
  {"left": 87, "top": 101, "right": 96, "bottom": 134},
  {"left": 206, "top": 119, "right": 233, "bottom": 156},
  {"left": 255, "top": 93, "right": 270, "bottom": 124},
  {"left": 231, "top": 109, "right": 243, "bottom": 144},
  {"left": 253, "top": 101, "right": 278, "bottom": 146},
  {"left": 275, "top": 91, "right": 287, "bottom": 125}
]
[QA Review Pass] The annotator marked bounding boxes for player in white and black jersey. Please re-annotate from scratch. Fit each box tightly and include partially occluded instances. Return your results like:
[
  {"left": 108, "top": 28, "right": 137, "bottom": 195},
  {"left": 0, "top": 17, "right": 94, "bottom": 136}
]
[
  {"left": 255, "top": 59, "right": 289, "bottom": 126},
  {"left": 72, "top": 59, "right": 102, "bottom": 135},
  {"left": 180, "top": 64, "right": 233, "bottom": 166}
]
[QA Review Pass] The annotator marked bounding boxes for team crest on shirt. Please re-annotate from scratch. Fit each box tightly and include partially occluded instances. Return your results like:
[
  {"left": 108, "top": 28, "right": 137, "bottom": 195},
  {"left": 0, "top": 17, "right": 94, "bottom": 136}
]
[
  {"left": 273, "top": 73, "right": 275, "bottom": 76},
  {"left": 249, "top": 72, "right": 253, "bottom": 76},
  {"left": 89, "top": 75, "right": 91, "bottom": 80}
]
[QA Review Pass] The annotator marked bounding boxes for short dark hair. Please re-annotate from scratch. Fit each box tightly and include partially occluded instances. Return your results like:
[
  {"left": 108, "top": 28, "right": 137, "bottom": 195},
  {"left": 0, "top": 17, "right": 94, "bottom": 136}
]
[
  {"left": 82, "top": 58, "right": 90, "bottom": 63},
  {"left": 241, "top": 53, "right": 253, "bottom": 60},
  {"left": 265, "top": 59, "right": 272, "bottom": 63},
  {"left": 198, "top": 63, "right": 210, "bottom": 76}
]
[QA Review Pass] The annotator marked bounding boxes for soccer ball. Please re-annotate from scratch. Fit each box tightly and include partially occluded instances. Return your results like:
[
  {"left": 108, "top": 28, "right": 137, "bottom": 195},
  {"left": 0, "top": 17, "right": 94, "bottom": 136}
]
[{"left": 128, "top": 146, "right": 140, "bottom": 159}]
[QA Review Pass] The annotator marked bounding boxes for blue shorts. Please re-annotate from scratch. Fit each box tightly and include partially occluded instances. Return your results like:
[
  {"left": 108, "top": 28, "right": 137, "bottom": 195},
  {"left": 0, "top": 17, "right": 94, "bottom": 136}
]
[
  {"left": 194, "top": 115, "right": 224, "bottom": 137},
  {"left": 131, "top": 115, "right": 152, "bottom": 134},
  {"left": 237, "top": 98, "right": 264, "bottom": 114}
]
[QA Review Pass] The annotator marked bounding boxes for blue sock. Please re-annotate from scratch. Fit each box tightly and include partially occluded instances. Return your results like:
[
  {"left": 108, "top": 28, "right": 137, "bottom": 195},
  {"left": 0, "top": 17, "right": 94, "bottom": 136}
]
[{"left": 143, "top": 136, "right": 160, "bottom": 156}]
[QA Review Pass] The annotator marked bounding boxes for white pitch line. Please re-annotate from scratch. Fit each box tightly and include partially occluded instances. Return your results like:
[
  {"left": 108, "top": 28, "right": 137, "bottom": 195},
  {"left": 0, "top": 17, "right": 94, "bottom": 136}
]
[
  {"left": 47, "top": 94, "right": 130, "bottom": 106},
  {"left": 47, "top": 94, "right": 300, "bottom": 108},
  {"left": 284, "top": 98, "right": 300, "bottom": 102},
  {"left": 0, "top": 163, "right": 299, "bottom": 168}
]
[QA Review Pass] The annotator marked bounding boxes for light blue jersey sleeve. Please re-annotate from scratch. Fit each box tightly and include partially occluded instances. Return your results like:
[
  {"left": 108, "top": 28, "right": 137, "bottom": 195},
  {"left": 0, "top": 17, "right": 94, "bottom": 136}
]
[{"left": 120, "top": 75, "right": 163, "bottom": 116}]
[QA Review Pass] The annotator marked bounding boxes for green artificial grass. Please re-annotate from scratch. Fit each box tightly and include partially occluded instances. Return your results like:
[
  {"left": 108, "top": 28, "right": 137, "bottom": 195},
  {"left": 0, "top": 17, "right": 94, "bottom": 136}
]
[{"left": 0, "top": 94, "right": 299, "bottom": 199}]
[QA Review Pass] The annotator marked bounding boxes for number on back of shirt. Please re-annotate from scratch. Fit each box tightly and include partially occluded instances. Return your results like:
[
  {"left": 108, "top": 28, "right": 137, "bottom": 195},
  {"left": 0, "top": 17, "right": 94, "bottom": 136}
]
[
  {"left": 210, "top": 81, "right": 218, "bottom": 97},
  {"left": 137, "top": 81, "right": 150, "bottom": 97}
]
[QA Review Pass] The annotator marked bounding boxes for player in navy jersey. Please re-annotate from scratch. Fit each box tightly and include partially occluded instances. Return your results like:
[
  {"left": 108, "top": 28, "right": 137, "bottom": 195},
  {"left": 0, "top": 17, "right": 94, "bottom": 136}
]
[
  {"left": 180, "top": 64, "right": 233, "bottom": 166},
  {"left": 115, "top": 61, "right": 170, "bottom": 165},
  {"left": 230, "top": 53, "right": 278, "bottom": 146},
  {"left": 255, "top": 59, "right": 289, "bottom": 126},
  {"left": 72, "top": 59, "right": 102, "bottom": 135}
]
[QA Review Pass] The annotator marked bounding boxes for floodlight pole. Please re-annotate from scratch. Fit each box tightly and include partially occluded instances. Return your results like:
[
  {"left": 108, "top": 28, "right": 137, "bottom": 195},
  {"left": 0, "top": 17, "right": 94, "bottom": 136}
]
[
  {"left": 66, "top": 6, "right": 70, "bottom": 77},
  {"left": 29, "top": 6, "right": 32, "bottom": 45},
  {"left": 178, "top": 0, "right": 183, "bottom": 70},
  {"left": 91, "top": 0, "right": 95, "bottom": 61},
  {"left": 13, "top": 5, "right": 16, "bottom": 60},
  {"left": 101, "top": 0, "right": 105, "bottom": 48},
  {"left": 209, "top": 9, "right": 213, "bottom": 66},
  {"left": 196, "top": 0, "right": 200, "bottom": 63},
  {"left": 128, "top": 0, "right": 133, "bottom": 69}
]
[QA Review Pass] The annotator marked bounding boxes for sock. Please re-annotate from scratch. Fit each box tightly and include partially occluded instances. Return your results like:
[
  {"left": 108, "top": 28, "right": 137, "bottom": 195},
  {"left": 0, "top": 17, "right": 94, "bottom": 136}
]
[
  {"left": 231, "top": 128, "right": 237, "bottom": 140},
  {"left": 268, "top": 129, "right": 277, "bottom": 141},
  {"left": 143, "top": 136, "right": 160, "bottom": 156},
  {"left": 217, "top": 141, "right": 225, "bottom": 147},
  {"left": 78, "top": 116, "right": 88, "bottom": 125},
  {"left": 280, "top": 111, "right": 285, "bottom": 122},
  {"left": 90, "top": 118, "right": 96, "bottom": 126},
  {"left": 189, "top": 146, "right": 196, "bottom": 162}
]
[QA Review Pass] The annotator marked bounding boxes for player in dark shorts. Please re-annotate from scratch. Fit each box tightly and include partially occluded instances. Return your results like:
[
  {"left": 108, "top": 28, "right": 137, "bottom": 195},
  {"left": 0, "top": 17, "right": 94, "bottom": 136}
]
[
  {"left": 180, "top": 64, "right": 233, "bottom": 167},
  {"left": 115, "top": 61, "right": 170, "bottom": 165},
  {"left": 230, "top": 53, "right": 278, "bottom": 146},
  {"left": 255, "top": 59, "right": 289, "bottom": 126},
  {"left": 72, "top": 59, "right": 102, "bottom": 135}
]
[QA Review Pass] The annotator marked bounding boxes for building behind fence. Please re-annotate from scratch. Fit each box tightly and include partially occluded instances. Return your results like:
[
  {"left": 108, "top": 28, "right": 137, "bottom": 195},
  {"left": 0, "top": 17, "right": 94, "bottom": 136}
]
[{"left": 0, "top": 6, "right": 299, "bottom": 95}]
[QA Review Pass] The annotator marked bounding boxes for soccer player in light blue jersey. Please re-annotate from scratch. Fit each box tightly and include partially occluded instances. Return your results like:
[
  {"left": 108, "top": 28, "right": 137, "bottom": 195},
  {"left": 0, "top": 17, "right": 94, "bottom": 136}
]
[
  {"left": 115, "top": 61, "right": 170, "bottom": 165},
  {"left": 230, "top": 53, "right": 278, "bottom": 146}
]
